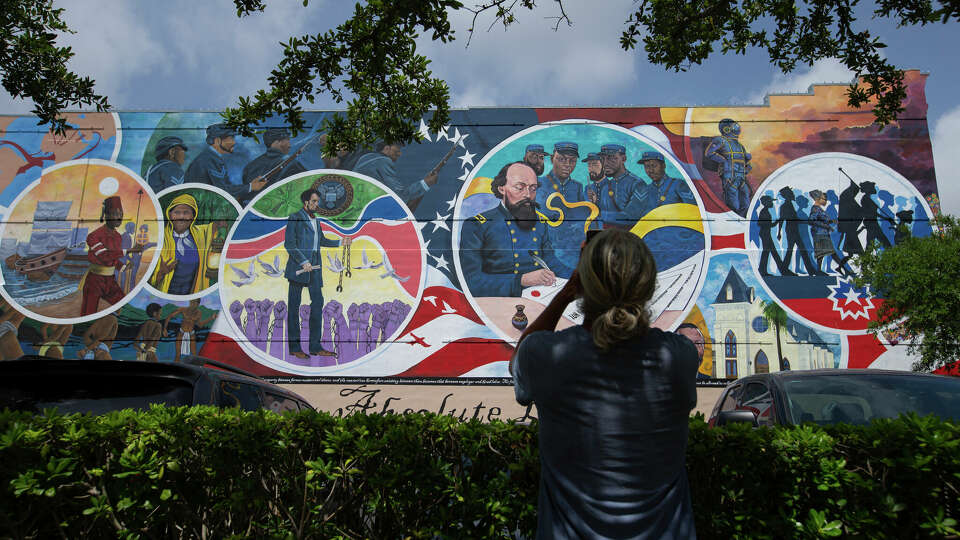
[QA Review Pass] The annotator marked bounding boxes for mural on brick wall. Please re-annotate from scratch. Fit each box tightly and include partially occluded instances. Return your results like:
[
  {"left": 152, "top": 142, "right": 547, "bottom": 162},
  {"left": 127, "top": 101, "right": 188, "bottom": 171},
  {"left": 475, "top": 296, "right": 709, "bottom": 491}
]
[{"left": 0, "top": 71, "right": 941, "bottom": 379}]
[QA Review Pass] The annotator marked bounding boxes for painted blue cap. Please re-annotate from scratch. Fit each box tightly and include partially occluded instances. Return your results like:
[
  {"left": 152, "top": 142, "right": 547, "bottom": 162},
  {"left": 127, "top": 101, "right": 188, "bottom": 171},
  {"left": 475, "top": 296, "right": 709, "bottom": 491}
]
[
  {"left": 639, "top": 151, "right": 664, "bottom": 163},
  {"left": 553, "top": 141, "right": 579, "bottom": 155},
  {"left": 154, "top": 136, "right": 188, "bottom": 160},
  {"left": 525, "top": 144, "right": 547, "bottom": 155},
  {"left": 205, "top": 123, "right": 237, "bottom": 144},
  {"left": 581, "top": 152, "right": 602, "bottom": 163},
  {"left": 599, "top": 143, "right": 626, "bottom": 155}
]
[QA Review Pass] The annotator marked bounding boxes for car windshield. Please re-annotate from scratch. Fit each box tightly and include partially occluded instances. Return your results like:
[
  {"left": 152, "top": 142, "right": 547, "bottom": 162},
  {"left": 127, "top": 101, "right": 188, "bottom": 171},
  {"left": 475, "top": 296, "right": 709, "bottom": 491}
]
[
  {"left": 0, "top": 374, "right": 194, "bottom": 415},
  {"left": 783, "top": 373, "right": 960, "bottom": 425}
]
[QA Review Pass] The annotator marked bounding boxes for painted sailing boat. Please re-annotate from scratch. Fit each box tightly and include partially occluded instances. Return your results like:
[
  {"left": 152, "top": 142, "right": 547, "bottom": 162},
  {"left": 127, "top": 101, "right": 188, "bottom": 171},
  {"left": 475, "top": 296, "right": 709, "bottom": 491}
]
[{"left": 12, "top": 201, "right": 86, "bottom": 281}]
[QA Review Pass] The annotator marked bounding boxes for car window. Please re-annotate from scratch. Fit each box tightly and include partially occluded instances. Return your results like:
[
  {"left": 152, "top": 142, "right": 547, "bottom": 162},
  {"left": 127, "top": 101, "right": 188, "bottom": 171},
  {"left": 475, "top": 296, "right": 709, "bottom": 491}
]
[
  {"left": 218, "top": 381, "right": 262, "bottom": 411},
  {"left": 263, "top": 391, "right": 301, "bottom": 413},
  {"left": 739, "top": 382, "right": 775, "bottom": 426},
  {"left": 719, "top": 384, "right": 742, "bottom": 412},
  {"left": 783, "top": 374, "right": 960, "bottom": 425}
]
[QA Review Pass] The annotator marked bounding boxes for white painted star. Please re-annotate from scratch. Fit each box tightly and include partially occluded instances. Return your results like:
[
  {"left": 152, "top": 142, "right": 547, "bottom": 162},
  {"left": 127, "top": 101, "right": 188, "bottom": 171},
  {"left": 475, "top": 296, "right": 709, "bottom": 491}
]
[
  {"left": 450, "top": 127, "right": 462, "bottom": 146},
  {"left": 436, "top": 125, "right": 451, "bottom": 141},
  {"left": 430, "top": 211, "right": 451, "bottom": 233},
  {"left": 843, "top": 288, "right": 862, "bottom": 305},
  {"left": 423, "top": 295, "right": 438, "bottom": 307},
  {"left": 418, "top": 119, "right": 432, "bottom": 142},
  {"left": 458, "top": 170, "right": 471, "bottom": 182},
  {"left": 414, "top": 220, "right": 429, "bottom": 232},
  {"left": 456, "top": 132, "right": 469, "bottom": 148},
  {"left": 431, "top": 253, "right": 450, "bottom": 272},
  {"left": 422, "top": 238, "right": 432, "bottom": 252},
  {"left": 458, "top": 149, "right": 476, "bottom": 169},
  {"left": 446, "top": 196, "right": 457, "bottom": 211}
]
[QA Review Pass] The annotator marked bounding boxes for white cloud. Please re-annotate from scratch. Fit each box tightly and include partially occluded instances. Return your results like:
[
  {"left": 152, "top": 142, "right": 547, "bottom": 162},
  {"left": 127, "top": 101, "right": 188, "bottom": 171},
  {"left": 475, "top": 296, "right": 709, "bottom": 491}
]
[
  {"left": 931, "top": 104, "right": 960, "bottom": 216},
  {"left": 32, "top": 1, "right": 344, "bottom": 111},
  {"left": 745, "top": 59, "right": 855, "bottom": 105},
  {"left": 418, "top": 1, "right": 641, "bottom": 107}
]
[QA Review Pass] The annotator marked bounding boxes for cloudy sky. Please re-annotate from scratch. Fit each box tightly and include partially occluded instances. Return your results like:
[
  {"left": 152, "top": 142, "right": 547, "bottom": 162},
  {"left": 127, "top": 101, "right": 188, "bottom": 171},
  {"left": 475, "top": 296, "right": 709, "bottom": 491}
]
[{"left": 2, "top": 0, "right": 957, "bottom": 213}]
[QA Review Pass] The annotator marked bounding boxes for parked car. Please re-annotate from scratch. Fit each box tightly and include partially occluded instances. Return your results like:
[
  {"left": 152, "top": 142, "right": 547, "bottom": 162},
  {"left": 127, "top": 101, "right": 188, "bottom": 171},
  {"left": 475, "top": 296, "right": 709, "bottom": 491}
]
[
  {"left": 708, "top": 369, "right": 960, "bottom": 427},
  {"left": 0, "top": 355, "right": 314, "bottom": 415}
]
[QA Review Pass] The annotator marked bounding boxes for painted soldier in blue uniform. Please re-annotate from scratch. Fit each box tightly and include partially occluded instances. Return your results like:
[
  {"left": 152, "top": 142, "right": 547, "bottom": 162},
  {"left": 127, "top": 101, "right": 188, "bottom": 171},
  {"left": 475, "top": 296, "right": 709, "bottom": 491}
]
[
  {"left": 353, "top": 141, "right": 438, "bottom": 205},
  {"left": 583, "top": 152, "right": 606, "bottom": 226},
  {"left": 146, "top": 136, "right": 187, "bottom": 193},
  {"left": 705, "top": 118, "right": 752, "bottom": 217},
  {"left": 460, "top": 161, "right": 571, "bottom": 297},
  {"left": 240, "top": 127, "right": 307, "bottom": 204},
  {"left": 185, "top": 123, "right": 267, "bottom": 201},
  {"left": 535, "top": 142, "right": 585, "bottom": 268},
  {"left": 535, "top": 142, "right": 584, "bottom": 218},
  {"left": 623, "top": 151, "right": 696, "bottom": 220},
  {"left": 523, "top": 143, "right": 547, "bottom": 176},
  {"left": 597, "top": 143, "right": 643, "bottom": 228}
]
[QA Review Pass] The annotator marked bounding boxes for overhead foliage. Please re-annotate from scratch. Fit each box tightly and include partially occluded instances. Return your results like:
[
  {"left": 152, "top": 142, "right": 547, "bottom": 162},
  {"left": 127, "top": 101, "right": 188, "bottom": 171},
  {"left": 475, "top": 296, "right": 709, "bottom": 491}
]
[
  {"left": 2, "top": 0, "right": 957, "bottom": 141},
  {"left": 855, "top": 215, "right": 960, "bottom": 372},
  {"left": 0, "top": 0, "right": 108, "bottom": 133}
]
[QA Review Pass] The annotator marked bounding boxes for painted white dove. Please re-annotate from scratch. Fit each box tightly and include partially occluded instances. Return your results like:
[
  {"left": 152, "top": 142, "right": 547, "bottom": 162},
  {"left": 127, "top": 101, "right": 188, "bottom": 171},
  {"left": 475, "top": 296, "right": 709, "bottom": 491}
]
[
  {"left": 325, "top": 253, "right": 345, "bottom": 273},
  {"left": 379, "top": 252, "right": 410, "bottom": 282},
  {"left": 258, "top": 255, "right": 283, "bottom": 278},
  {"left": 353, "top": 248, "right": 383, "bottom": 270},
  {"left": 230, "top": 261, "right": 257, "bottom": 287}
]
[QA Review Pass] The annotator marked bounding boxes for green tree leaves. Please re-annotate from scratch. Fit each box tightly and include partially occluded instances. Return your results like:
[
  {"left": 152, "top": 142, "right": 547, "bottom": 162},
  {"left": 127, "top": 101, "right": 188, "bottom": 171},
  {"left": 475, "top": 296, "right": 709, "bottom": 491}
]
[
  {"left": 0, "top": 0, "right": 109, "bottom": 133},
  {"left": 855, "top": 215, "right": 960, "bottom": 371}
]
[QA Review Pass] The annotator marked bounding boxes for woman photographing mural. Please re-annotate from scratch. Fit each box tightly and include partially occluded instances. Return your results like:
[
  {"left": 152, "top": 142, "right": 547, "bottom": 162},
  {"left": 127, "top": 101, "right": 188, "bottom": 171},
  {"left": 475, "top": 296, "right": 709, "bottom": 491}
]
[{"left": 510, "top": 229, "right": 699, "bottom": 539}]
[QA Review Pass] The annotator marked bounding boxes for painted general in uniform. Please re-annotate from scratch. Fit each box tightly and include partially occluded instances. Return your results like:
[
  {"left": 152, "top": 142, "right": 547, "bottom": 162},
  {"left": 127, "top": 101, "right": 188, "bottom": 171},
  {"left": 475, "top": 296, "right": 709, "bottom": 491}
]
[
  {"left": 460, "top": 161, "right": 571, "bottom": 298},
  {"left": 284, "top": 188, "right": 352, "bottom": 359}
]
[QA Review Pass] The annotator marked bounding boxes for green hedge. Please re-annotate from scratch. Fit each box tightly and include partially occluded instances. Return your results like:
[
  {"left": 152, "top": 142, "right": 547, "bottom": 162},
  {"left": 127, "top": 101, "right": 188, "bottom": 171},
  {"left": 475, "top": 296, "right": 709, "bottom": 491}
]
[{"left": 0, "top": 408, "right": 957, "bottom": 539}]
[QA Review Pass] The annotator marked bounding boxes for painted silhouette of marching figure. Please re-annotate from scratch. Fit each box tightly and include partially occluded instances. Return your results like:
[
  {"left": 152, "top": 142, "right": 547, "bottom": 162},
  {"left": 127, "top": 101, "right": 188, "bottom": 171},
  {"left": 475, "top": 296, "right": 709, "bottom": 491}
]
[
  {"left": 836, "top": 178, "right": 864, "bottom": 265},
  {"left": 757, "top": 195, "right": 791, "bottom": 276},
  {"left": 775, "top": 187, "right": 824, "bottom": 276},
  {"left": 858, "top": 181, "right": 894, "bottom": 249}
]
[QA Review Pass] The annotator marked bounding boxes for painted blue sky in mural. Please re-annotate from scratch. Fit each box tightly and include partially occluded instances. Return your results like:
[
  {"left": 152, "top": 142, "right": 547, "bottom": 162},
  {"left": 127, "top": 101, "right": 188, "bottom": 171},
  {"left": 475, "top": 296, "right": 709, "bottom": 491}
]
[{"left": 0, "top": 1, "right": 956, "bottom": 215}]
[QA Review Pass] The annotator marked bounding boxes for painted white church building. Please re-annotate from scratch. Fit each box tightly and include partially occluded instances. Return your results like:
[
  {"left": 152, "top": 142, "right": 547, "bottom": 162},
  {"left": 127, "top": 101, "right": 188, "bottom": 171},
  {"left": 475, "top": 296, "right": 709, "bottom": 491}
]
[{"left": 710, "top": 267, "right": 835, "bottom": 379}]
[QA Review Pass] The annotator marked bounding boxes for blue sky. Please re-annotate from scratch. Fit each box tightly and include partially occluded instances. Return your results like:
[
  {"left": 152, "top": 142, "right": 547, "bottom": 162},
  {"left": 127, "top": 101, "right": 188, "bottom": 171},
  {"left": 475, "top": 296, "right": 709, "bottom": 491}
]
[{"left": 2, "top": 0, "right": 956, "bottom": 214}]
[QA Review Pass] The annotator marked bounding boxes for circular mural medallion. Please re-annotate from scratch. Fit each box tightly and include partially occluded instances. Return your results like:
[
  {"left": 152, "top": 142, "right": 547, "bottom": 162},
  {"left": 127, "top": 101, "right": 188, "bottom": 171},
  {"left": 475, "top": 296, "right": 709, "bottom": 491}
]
[
  {"left": 452, "top": 120, "right": 709, "bottom": 342},
  {"left": 0, "top": 159, "right": 163, "bottom": 324},
  {"left": 218, "top": 170, "right": 426, "bottom": 375},
  {"left": 744, "top": 152, "right": 935, "bottom": 333},
  {"left": 144, "top": 184, "right": 242, "bottom": 301}
]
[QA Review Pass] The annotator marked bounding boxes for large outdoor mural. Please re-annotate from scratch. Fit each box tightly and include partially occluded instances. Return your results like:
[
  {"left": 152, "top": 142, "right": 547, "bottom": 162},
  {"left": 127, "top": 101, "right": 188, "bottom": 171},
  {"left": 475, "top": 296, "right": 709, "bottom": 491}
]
[{"left": 0, "top": 71, "right": 941, "bottom": 381}]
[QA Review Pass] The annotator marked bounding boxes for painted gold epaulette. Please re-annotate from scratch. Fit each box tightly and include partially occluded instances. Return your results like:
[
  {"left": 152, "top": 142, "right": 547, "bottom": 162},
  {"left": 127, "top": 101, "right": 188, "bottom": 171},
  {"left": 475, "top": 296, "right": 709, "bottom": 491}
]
[{"left": 473, "top": 214, "right": 487, "bottom": 224}]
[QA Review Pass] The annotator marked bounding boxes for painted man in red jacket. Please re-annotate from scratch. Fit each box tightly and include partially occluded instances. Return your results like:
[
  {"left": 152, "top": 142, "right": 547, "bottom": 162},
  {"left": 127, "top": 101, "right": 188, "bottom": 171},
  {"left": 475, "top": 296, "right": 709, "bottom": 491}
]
[{"left": 81, "top": 196, "right": 142, "bottom": 316}]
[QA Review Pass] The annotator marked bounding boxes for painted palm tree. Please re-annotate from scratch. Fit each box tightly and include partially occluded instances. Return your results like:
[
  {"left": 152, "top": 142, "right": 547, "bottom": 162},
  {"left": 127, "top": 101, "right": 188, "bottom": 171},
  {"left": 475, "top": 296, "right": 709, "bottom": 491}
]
[{"left": 761, "top": 299, "right": 789, "bottom": 371}]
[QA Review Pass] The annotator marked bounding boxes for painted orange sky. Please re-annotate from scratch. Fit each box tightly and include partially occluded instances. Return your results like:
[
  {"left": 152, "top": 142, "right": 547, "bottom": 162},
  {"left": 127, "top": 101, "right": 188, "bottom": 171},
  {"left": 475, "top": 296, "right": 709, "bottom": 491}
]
[
  {"left": 0, "top": 113, "right": 117, "bottom": 196},
  {"left": 3, "top": 162, "right": 159, "bottom": 241},
  {"left": 677, "top": 71, "right": 929, "bottom": 183}
]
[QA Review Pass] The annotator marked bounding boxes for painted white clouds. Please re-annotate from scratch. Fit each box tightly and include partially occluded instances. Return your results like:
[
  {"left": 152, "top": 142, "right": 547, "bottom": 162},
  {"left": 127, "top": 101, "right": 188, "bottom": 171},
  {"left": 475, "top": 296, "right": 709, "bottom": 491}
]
[{"left": 746, "top": 59, "right": 855, "bottom": 104}]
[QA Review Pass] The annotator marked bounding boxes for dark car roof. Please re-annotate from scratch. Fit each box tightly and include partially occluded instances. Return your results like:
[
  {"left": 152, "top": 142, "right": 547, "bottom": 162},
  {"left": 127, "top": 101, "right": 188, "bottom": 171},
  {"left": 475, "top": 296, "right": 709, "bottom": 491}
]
[
  {"left": 3, "top": 356, "right": 313, "bottom": 407},
  {"left": 1, "top": 358, "right": 206, "bottom": 380},
  {"left": 736, "top": 369, "right": 951, "bottom": 381}
]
